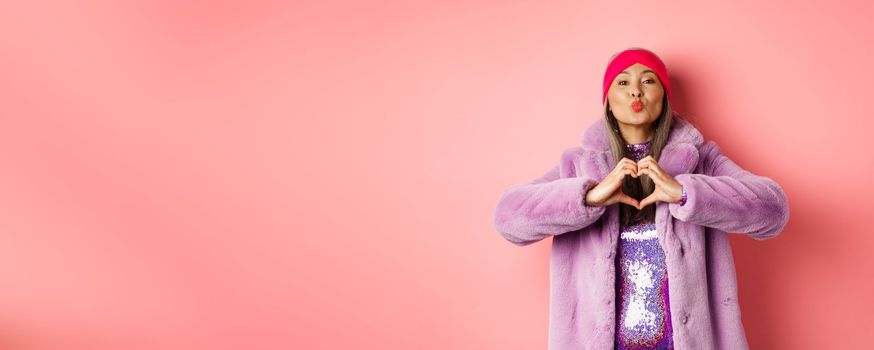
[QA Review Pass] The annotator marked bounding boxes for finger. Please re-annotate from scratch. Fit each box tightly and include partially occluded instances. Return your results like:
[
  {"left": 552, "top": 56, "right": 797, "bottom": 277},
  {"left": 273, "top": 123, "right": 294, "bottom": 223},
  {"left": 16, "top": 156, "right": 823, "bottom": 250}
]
[
  {"left": 624, "top": 164, "right": 638, "bottom": 178},
  {"left": 636, "top": 156, "right": 661, "bottom": 167},
  {"left": 640, "top": 168, "right": 666, "bottom": 187},
  {"left": 618, "top": 164, "right": 637, "bottom": 179},
  {"left": 618, "top": 157, "right": 634, "bottom": 168},
  {"left": 636, "top": 156, "right": 654, "bottom": 169},
  {"left": 621, "top": 157, "right": 640, "bottom": 168},
  {"left": 641, "top": 158, "right": 670, "bottom": 180},
  {"left": 636, "top": 161, "right": 649, "bottom": 176},
  {"left": 643, "top": 166, "right": 667, "bottom": 183},
  {"left": 637, "top": 162, "right": 656, "bottom": 178},
  {"left": 617, "top": 192, "right": 640, "bottom": 209},
  {"left": 613, "top": 168, "right": 630, "bottom": 184},
  {"left": 636, "top": 157, "right": 658, "bottom": 175},
  {"left": 642, "top": 160, "right": 664, "bottom": 176},
  {"left": 636, "top": 156, "right": 653, "bottom": 165},
  {"left": 618, "top": 159, "right": 638, "bottom": 176},
  {"left": 613, "top": 159, "right": 632, "bottom": 175},
  {"left": 639, "top": 193, "right": 658, "bottom": 208}
]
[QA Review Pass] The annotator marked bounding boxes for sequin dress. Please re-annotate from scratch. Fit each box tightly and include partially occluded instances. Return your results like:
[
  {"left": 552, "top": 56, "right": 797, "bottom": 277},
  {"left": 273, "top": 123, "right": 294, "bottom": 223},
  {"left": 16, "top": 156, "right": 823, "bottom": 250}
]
[{"left": 614, "top": 139, "right": 674, "bottom": 350}]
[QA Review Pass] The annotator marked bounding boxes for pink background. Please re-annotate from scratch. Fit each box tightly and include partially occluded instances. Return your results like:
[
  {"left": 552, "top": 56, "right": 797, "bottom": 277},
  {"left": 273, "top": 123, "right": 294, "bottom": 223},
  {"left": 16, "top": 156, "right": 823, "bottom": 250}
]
[{"left": 1, "top": 1, "right": 871, "bottom": 349}]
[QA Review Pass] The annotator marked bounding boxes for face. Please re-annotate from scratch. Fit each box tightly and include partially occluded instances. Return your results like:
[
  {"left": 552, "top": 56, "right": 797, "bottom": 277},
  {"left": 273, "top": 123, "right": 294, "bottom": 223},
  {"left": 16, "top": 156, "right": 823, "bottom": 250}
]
[{"left": 606, "top": 63, "right": 665, "bottom": 129}]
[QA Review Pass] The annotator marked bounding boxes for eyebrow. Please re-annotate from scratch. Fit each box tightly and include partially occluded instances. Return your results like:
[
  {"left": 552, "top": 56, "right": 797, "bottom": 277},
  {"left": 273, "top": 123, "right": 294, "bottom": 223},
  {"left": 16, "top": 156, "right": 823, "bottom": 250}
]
[{"left": 619, "top": 69, "right": 656, "bottom": 75}]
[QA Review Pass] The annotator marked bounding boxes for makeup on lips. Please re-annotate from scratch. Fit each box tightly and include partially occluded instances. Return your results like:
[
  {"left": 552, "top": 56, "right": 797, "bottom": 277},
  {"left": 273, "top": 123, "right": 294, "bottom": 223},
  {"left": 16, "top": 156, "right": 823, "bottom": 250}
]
[{"left": 631, "top": 100, "right": 643, "bottom": 112}]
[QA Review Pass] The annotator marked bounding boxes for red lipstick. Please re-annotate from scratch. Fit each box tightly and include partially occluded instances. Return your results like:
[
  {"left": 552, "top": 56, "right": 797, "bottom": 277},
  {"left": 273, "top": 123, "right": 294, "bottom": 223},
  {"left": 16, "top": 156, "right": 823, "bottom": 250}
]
[{"left": 631, "top": 100, "right": 643, "bottom": 112}]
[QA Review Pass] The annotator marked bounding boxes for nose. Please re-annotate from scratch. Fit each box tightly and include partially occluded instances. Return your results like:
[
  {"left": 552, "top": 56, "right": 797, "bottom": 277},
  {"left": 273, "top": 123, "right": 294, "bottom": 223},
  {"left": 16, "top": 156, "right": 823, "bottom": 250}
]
[{"left": 629, "top": 82, "right": 642, "bottom": 98}]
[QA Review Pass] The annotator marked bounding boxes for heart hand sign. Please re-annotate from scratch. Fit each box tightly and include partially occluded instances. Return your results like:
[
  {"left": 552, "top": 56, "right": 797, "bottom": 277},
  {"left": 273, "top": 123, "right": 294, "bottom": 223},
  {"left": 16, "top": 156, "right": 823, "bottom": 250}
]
[{"left": 584, "top": 156, "right": 684, "bottom": 210}]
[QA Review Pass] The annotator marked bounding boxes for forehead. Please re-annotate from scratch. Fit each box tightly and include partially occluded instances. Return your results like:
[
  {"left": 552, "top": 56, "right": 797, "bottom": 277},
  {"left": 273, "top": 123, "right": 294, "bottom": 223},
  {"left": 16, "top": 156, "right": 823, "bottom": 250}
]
[{"left": 618, "top": 63, "right": 657, "bottom": 75}]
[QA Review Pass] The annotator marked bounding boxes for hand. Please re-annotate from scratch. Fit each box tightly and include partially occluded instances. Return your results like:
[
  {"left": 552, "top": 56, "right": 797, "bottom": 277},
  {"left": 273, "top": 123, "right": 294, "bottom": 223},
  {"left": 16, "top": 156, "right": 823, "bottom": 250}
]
[
  {"left": 584, "top": 157, "right": 642, "bottom": 209},
  {"left": 635, "top": 155, "right": 684, "bottom": 209},
  {"left": 584, "top": 156, "right": 684, "bottom": 210}
]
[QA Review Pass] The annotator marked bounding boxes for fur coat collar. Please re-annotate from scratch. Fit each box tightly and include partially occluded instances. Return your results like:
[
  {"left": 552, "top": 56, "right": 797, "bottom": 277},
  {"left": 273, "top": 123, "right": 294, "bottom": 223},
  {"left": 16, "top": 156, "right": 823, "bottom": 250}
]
[{"left": 574, "top": 116, "right": 702, "bottom": 184}]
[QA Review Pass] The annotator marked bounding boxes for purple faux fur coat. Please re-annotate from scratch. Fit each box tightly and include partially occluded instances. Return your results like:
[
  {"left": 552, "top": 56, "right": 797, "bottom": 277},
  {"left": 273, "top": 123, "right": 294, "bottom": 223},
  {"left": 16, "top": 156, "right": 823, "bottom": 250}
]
[{"left": 493, "top": 117, "right": 789, "bottom": 349}]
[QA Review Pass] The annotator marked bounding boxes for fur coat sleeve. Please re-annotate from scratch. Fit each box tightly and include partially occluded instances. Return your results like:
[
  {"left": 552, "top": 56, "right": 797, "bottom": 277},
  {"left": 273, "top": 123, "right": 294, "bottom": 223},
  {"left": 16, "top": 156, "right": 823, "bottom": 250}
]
[
  {"left": 492, "top": 151, "right": 607, "bottom": 246},
  {"left": 669, "top": 141, "right": 790, "bottom": 240}
]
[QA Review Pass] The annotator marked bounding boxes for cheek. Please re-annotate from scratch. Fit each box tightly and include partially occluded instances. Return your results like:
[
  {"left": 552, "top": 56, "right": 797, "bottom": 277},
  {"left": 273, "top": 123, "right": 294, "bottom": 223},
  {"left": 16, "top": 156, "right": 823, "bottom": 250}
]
[
  {"left": 649, "top": 86, "right": 664, "bottom": 100},
  {"left": 646, "top": 92, "right": 663, "bottom": 108},
  {"left": 608, "top": 88, "right": 626, "bottom": 104},
  {"left": 606, "top": 89, "right": 622, "bottom": 106},
  {"left": 608, "top": 82, "right": 625, "bottom": 96}
]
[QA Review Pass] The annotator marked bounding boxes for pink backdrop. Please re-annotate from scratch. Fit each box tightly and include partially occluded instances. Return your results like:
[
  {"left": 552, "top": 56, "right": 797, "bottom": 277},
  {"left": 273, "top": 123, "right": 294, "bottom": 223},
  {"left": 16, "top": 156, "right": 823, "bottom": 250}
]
[{"left": 1, "top": 1, "right": 871, "bottom": 349}]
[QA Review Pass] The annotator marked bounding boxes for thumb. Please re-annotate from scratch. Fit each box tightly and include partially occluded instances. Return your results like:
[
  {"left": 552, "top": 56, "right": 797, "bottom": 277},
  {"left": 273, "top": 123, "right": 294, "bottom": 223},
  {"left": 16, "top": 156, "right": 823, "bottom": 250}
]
[
  {"left": 639, "top": 193, "right": 657, "bottom": 209},
  {"left": 617, "top": 192, "right": 640, "bottom": 210}
]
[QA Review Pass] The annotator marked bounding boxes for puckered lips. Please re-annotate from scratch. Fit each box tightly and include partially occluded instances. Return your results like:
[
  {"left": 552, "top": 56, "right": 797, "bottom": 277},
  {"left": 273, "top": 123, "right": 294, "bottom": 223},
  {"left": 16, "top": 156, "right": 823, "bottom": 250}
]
[{"left": 631, "top": 100, "right": 643, "bottom": 112}]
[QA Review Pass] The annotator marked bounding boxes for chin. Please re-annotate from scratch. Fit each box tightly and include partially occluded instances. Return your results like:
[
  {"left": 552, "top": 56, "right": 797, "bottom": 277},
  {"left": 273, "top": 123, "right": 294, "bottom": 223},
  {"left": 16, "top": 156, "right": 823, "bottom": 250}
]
[{"left": 620, "top": 113, "right": 650, "bottom": 123}]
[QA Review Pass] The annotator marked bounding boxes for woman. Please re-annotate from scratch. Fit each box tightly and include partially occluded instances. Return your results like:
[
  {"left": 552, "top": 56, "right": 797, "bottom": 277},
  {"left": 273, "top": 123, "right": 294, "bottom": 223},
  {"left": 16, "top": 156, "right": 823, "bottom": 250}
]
[{"left": 492, "top": 48, "right": 789, "bottom": 350}]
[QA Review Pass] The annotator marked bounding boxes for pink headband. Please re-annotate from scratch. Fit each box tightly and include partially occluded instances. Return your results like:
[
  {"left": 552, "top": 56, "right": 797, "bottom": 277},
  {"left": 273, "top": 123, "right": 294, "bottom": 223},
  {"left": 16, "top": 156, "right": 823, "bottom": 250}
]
[{"left": 602, "top": 49, "right": 672, "bottom": 105}]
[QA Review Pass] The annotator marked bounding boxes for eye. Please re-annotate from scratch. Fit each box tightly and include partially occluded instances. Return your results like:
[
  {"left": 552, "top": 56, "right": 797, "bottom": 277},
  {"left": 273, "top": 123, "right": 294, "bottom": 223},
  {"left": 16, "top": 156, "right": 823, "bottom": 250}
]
[
  {"left": 644, "top": 79, "right": 656, "bottom": 84},
  {"left": 618, "top": 81, "right": 627, "bottom": 85}
]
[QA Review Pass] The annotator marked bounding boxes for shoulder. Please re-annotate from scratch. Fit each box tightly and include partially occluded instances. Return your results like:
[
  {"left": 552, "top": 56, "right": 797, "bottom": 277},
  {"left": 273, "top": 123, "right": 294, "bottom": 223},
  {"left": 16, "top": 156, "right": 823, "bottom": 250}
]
[
  {"left": 555, "top": 146, "right": 584, "bottom": 178},
  {"left": 698, "top": 139, "right": 720, "bottom": 156},
  {"left": 693, "top": 139, "right": 726, "bottom": 175},
  {"left": 556, "top": 145, "right": 609, "bottom": 179}
]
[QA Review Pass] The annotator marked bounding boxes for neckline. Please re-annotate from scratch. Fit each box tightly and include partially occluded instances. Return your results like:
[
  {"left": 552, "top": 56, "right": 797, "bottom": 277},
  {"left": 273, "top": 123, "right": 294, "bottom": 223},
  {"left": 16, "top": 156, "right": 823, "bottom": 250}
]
[
  {"left": 626, "top": 138, "right": 653, "bottom": 147},
  {"left": 624, "top": 139, "right": 652, "bottom": 161}
]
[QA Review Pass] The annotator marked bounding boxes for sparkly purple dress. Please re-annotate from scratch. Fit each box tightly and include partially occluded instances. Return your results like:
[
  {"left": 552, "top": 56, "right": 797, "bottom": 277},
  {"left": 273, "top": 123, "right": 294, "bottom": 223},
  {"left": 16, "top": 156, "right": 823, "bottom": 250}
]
[{"left": 614, "top": 139, "right": 677, "bottom": 350}]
